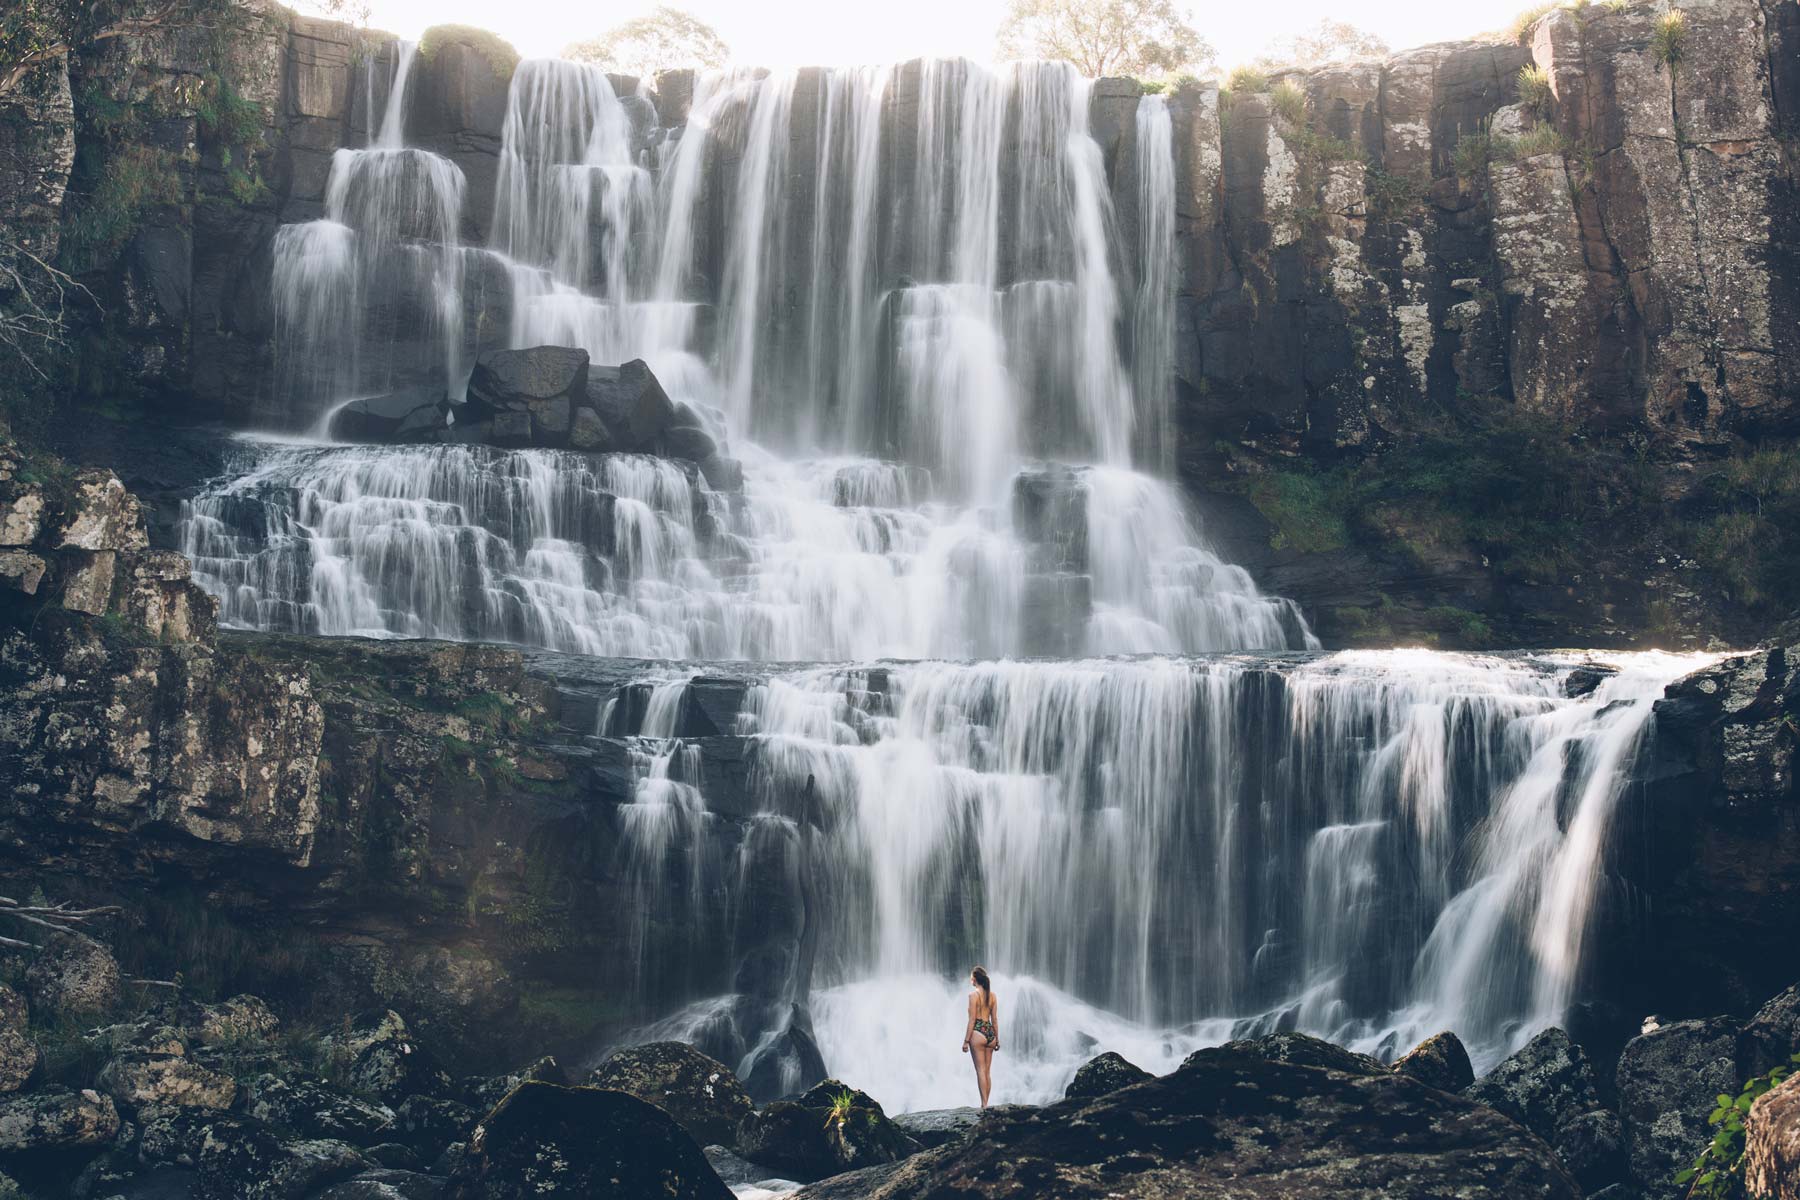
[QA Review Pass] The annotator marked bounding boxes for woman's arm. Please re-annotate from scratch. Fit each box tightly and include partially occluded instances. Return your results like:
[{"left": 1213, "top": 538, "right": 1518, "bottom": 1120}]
[
  {"left": 962, "top": 992, "right": 976, "bottom": 1052},
  {"left": 991, "top": 996, "right": 1000, "bottom": 1051}
]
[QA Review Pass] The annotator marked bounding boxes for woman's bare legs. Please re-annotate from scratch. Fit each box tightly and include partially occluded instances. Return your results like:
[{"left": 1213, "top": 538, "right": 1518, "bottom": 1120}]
[{"left": 970, "top": 1032, "right": 993, "bottom": 1107}]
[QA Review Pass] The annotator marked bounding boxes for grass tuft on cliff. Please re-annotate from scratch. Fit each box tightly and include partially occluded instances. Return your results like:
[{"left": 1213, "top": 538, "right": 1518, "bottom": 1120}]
[
  {"left": 1652, "top": 9, "right": 1687, "bottom": 68},
  {"left": 1225, "top": 65, "right": 1270, "bottom": 94},
  {"left": 419, "top": 24, "right": 521, "bottom": 81},
  {"left": 1516, "top": 64, "right": 1554, "bottom": 116}
]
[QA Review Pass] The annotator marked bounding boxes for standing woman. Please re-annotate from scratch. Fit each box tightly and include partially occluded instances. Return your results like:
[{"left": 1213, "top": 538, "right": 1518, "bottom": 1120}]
[{"left": 962, "top": 966, "right": 1000, "bottom": 1107}]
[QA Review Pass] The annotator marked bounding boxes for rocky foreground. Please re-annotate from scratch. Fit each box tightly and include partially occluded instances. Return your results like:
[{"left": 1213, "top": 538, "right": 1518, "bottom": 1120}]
[{"left": 0, "top": 921, "right": 1798, "bottom": 1200}]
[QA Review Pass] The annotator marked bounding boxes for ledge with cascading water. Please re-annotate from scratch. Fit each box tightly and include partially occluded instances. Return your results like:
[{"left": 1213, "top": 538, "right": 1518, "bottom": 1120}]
[{"left": 170, "top": 44, "right": 1716, "bottom": 1112}]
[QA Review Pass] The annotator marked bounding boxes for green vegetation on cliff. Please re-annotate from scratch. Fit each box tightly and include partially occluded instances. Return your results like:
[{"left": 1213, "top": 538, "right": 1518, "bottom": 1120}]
[{"left": 1226, "top": 405, "right": 1800, "bottom": 641}]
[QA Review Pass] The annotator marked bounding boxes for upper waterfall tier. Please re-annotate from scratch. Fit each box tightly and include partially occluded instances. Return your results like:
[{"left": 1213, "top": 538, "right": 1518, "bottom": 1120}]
[{"left": 185, "top": 49, "right": 1320, "bottom": 658}]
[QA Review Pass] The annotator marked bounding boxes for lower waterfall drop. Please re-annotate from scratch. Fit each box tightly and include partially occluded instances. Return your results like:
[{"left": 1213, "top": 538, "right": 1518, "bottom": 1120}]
[{"left": 603, "top": 649, "right": 1711, "bottom": 1112}]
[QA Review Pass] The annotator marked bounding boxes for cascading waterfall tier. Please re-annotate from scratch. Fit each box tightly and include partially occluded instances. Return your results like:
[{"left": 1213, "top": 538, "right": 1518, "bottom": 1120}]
[
  {"left": 186, "top": 51, "right": 1314, "bottom": 658},
  {"left": 599, "top": 648, "right": 1713, "bottom": 1110}
]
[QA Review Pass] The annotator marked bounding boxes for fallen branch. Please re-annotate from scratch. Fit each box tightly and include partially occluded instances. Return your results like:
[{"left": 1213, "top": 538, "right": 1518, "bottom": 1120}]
[{"left": 0, "top": 895, "right": 123, "bottom": 948}]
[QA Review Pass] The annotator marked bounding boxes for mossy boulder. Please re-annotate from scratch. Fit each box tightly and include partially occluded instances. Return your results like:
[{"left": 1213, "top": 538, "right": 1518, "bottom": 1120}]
[
  {"left": 1392, "top": 1030, "right": 1475, "bottom": 1093},
  {"left": 1064, "top": 1051, "right": 1153, "bottom": 1099},
  {"left": 589, "top": 1041, "right": 753, "bottom": 1149}
]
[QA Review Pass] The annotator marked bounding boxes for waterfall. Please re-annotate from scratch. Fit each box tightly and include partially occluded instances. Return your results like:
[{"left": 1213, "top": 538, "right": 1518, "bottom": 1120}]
[
  {"left": 270, "top": 37, "right": 467, "bottom": 426},
  {"left": 1133, "top": 94, "right": 1175, "bottom": 473},
  {"left": 604, "top": 649, "right": 1711, "bottom": 1111},
  {"left": 168, "top": 49, "right": 1708, "bottom": 1115}
]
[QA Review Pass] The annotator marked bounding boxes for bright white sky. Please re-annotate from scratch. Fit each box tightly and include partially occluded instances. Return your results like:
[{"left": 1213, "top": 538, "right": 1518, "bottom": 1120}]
[{"left": 344, "top": 0, "right": 1521, "bottom": 70}]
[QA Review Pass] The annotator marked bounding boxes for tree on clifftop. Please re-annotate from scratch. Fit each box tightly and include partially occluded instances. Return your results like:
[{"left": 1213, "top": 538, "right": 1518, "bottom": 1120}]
[
  {"left": 995, "top": 0, "right": 1215, "bottom": 79},
  {"left": 1253, "top": 19, "right": 1390, "bottom": 69},
  {"left": 564, "top": 6, "right": 731, "bottom": 77}
]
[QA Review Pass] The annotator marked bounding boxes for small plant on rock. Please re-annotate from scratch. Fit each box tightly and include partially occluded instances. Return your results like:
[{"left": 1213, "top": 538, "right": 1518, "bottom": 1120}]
[
  {"left": 1652, "top": 9, "right": 1687, "bottom": 68},
  {"left": 1675, "top": 1053, "right": 1800, "bottom": 1198},
  {"left": 1269, "top": 80, "right": 1307, "bottom": 124},
  {"left": 822, "top": 1086, "right": 855, "bottom": 1132},
  {"left": 1516, "top": 63, "right": 1554, "bottom": 116}
]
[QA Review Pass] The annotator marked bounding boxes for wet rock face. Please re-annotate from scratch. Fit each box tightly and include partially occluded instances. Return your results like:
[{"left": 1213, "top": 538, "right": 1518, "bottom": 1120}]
[
  {"left": 1615, "top": 1017, "right": 1740, "bottom": 1200},
  {"left": 1624, "top": 650, "right": 1800, "bottom": 1016},
  {"left": 1392, "top": 1031, "right": 1475, "bottom": 1093},
  {"left": 446, "top": 1082, "right": 734, "bottom": 1200},
  {"left": 735, "top": 1080, "right": 920, "bottom": 1182},
  {"left": 1064, "top": 1051, "right": 1152, "bottom": 1099},
  {"left": 872, "top": 1045, "right": 1580, "bottom": 1199},
  {"left": 588, "top": 1041, "right": 754, "bottom": 1150}
]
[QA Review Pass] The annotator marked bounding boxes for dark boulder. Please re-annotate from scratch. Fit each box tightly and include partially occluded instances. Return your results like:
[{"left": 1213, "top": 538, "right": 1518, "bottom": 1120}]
[
  {"left": 863, "top": 1044, "right": 1580, "bottom": 1198},
  {"left": 1742, "top": 982, "right": 1800, "bottom": 1077},
  {"left": 1465, "top": 1029, "right": 1601, "bottom": 1141},
  {"left": 241, "top": 1074, "right": 395, "bottom": 1145},
  {"left": 1063, "top": 1051, "right": 1152, "bottom": 1099},
  {"left": 586, "top": 359, "right": 677, "bottom": 451},
  {"left": 588, "top": 1041, "right": 754, "bottom": 1149},
  {"left": 445, "top": 1081, "right": 733, "bottom": 1199},
  {"left": 660, "top": 423, "right": 718, "bottom": 463},
  {"left": 386, "top": 1096, "right": 474, "bottom": 1160},
  {"left": 1392, "top": 1030, "right": 1475, "bottom": 1093},
  {"left": 321, "top": 1011, "right": 451, "bottom": 1105},
  {"left": 25, "top": 931, "right": 122, "bottom": 1018},
  {"left": 463, "top": 346, "right": 590, "bottom": 445},
  {"left": 462, "top": 1055, "right": 567, "bottom": 1112},
  {"left": 1563, "top": 663, "right": 1619, "bottom": 698},
  {"left": 0, "top": 1086, "right": 120, "bottom": 1151},
  {"left": 1616, "top": 1017, "right": 1740, "bottom": 1200},
  {"left": 194, "top": 1115, "right": 369, "bottom": 1200},
  {"left": 1211, "top": 1031, "right": 1388, "bottom": 1078},
  {"left": 889, "top": 1107, "right": 1004, "bottom": 1148},
  {"left": 326, "top": 388, "right": 448, "bottom": 442},
  {"left": 314, "top": 1169, "right": 445, "bottom": 1200},
  {"left": 1556, "top": 1106, "right": 1629, "bottom": 1195},
  {"left": 734, "top": 1080, "right": 919, "bottom": 1181}
]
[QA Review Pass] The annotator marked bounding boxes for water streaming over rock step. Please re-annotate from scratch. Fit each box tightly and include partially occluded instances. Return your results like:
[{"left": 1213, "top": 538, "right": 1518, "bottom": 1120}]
[
  {"left": 571, "top": 647, "right": 1711, "bottom": 1112},
  {"left": 172, "top": 43, "right": 1712, "bottom": 1117}
]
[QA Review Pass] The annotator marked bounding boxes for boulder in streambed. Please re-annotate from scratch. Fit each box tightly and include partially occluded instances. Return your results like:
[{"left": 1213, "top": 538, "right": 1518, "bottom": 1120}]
[
  {"left": 734, "top": 1080, "right": 920, "bottom": 1181},
  {"left": 327, "top": 387, "right": 450, "bottom": 442},
  {"left": 588, "top": 1040, "right": 754, "bottom": 1149},
  {"left": 1063, "top": 1050, "right": 1152, "bottom": 1099},
  {"left": 445, "top": 1081, "right": 733, "bottom": 1199},
  {"left": 1392, "top": 1030, "right": 1475, "bottom": 1093}
]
